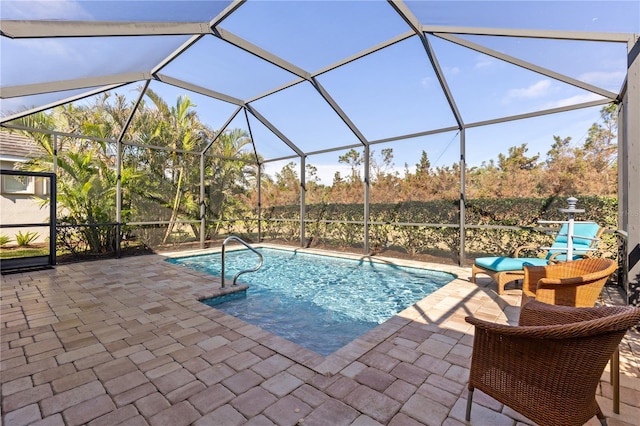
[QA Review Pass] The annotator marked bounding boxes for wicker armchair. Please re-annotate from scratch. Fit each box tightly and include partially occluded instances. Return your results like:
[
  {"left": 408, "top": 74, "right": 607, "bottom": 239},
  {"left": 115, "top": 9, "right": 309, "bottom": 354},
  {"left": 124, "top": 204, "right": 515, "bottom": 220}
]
[
  {"left": 465, "top": 301, "right": 640, "bottom": 426},
  {"left": 522, "top": 258, "right": 617, "bottom": 307}
]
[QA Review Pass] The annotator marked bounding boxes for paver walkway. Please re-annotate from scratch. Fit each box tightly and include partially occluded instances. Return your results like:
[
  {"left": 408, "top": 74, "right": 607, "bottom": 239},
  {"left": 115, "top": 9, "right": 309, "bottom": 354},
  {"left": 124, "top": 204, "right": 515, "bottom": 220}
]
[{"left": 1, "top": 246, "right": 638, "bottom": 426}]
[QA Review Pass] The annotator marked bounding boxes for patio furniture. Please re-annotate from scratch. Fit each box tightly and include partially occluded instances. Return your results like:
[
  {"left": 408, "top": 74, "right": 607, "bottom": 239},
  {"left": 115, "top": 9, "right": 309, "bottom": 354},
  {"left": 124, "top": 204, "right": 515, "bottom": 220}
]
[
  {"left": 465, "top": 300, "right": 640, "bottom": 426},
  {"left": 520, "top": 256, "right": 622, "bottom": 413},
  {"left": 521, "top": 257, "right": 617, "bottom": 307},
  {"left": 471, "top": 222, "right": 602, "bottom": 294}
]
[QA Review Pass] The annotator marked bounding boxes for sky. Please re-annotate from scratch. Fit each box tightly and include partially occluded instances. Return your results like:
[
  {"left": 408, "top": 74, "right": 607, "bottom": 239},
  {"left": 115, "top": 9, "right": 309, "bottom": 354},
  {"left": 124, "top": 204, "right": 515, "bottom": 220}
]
[{"left": 1, "top": 0, "right": 638, "bottom": 184}]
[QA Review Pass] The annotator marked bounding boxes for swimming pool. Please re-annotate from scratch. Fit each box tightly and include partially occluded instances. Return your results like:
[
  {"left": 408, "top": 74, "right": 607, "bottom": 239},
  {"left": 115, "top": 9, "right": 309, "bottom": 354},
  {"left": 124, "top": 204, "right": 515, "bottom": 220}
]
[{"left": 168, "top": 248, "right": 455, "bottom": 355}]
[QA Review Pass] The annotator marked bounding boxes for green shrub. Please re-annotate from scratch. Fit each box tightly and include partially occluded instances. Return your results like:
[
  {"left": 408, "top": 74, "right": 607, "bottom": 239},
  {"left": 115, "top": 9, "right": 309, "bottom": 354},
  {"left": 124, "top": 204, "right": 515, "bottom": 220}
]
[
  {"left": 0, "top": 235, "right": 12, "bottom": 247},
  {"left": 261, "top": 196, "right": 617, "bottom": 263},
  {"left": 15, "top": 231, "right": 39, "bottom": 247}
]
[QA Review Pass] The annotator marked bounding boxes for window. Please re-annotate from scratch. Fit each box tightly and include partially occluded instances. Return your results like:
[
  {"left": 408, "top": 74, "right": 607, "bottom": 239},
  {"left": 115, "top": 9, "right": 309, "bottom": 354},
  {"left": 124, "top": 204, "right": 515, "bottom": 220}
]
[{"left": 1, "top": 174, "right": 35, "bottom": 194}]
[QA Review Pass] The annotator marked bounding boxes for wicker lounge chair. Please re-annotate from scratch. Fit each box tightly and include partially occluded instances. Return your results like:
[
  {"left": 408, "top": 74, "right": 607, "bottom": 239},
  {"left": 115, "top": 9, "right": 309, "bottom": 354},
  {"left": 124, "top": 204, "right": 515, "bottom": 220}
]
[
  {"left": 465, "top": 300, "right": 640, "bottom": 426},
  {"left": 521, "top": 257, "right": 617, "bottom": 307},
  {"left": 471, "top": 222, "right": 602, "bottom": 294}
]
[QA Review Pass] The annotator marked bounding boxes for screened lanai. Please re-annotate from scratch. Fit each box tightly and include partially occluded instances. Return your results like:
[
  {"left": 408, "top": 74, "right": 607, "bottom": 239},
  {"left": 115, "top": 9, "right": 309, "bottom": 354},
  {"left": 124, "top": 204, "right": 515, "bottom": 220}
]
[{"left": 1, "top": 1, "right": 639, "bottom": 303}]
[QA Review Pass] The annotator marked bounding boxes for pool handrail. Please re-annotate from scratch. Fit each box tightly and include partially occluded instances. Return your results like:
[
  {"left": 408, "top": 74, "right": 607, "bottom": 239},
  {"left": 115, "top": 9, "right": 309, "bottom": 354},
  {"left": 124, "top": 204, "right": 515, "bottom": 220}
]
[{"left": 221, "top": 236, "right": 263, "bottom": 288}]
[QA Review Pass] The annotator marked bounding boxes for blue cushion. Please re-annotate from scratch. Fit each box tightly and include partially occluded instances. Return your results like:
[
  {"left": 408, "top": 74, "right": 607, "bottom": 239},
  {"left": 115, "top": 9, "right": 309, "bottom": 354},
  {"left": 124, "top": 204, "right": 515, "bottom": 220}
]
[
  {"left": 475, "top": 257, "right": 549, "bottom": 272},
  {"left": 475, "top": 223, "right": 600, "bottom": 271},
  {"left": 546, "top": 223, "right": 600, "bottom": 260},
  {"left": 554, "top": 223, "right": 600, "bottom": 246}
]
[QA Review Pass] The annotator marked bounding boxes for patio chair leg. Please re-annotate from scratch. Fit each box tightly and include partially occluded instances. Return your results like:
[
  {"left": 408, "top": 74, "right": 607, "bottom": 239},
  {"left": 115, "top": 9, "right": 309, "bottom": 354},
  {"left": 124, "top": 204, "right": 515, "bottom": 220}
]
[
  {"left": 466, "top": 388, "right": 474, "bottom": 421},
  {"left": 596, "top": 407, "right": 607, "bottom": 426},
  {"left": 611, "top": 347, "right": 620, "bottom": 413}
]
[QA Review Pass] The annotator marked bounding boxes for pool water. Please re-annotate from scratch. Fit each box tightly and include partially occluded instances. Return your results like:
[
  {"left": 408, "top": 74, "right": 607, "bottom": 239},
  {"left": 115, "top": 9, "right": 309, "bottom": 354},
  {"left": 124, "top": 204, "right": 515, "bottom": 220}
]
[{"left": 168, "top": 248, "right": 455, "bottom": 355}]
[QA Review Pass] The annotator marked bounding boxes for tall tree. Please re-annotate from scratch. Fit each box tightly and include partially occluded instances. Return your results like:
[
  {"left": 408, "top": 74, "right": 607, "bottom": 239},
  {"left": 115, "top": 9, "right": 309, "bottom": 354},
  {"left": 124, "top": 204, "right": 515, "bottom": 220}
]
[
  {"left": 338, "top": 149, "right": 363, "bottom": 183},
  {"left": 540, "top": 135, "right": 583, "bottom": 195},
  {"left": 268, "top": 162, "right": 300, "bottom": 206},
  {"left": 581, "top": 104, "right": 617, "bottom": 194},
  {"left": 143, "top": 90, "right": 204, "bottom": 243},
  {"left": 203, "top": 128, "right": 256, "bottom": 238},
  {"left": 416, "top": 150, "right": 431, "bottom": 176},
  {"left": 495, "top": 144, "right": 541, "bottom": 197}
]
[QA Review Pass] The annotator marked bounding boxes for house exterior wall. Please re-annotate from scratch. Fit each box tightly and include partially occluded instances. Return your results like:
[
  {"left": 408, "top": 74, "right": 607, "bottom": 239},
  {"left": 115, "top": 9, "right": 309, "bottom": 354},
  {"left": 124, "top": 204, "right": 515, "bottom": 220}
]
[{"left": 0, "top": 133, "right": 51, "bottom": 245}]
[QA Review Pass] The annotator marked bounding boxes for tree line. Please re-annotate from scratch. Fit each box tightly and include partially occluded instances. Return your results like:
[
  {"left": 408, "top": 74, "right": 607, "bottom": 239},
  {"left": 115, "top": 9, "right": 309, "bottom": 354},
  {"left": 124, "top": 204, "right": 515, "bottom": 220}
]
[
  {"left": 259, "top": 103, "right": 617, "bottom": 207},
  {"left": 12, "top": 89, "right": 617, "bottom": 253}
]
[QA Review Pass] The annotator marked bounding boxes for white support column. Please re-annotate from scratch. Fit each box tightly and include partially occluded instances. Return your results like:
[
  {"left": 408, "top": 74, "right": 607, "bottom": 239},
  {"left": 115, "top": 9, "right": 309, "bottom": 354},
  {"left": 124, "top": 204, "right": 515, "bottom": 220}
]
[
  {"left": 200, "top": 154, "right": 206, "bottom": 249},
  {"left": 621, "top": 35, "right": 640, "bottom": 306},
  {"left": 300, "top": 156, "right": 306, "bottom": 248},
  {"left": 459, "top": 129, "right": 466, "bottom": 266},
  {"left": 257, "top": 165, "right": 262, "bottom": 242},
  {"left": 115, "top": 136, "right": 122, "bottom": 258},
  {"left": 364, "top": 145, "right": 370, "bottom": 254}
]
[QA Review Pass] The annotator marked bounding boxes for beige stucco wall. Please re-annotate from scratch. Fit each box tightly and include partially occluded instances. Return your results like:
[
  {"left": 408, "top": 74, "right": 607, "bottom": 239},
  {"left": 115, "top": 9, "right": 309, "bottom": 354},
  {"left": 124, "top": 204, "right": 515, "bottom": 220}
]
[{"left": 1, "top": 160, "right": 51, "bottom": 245}]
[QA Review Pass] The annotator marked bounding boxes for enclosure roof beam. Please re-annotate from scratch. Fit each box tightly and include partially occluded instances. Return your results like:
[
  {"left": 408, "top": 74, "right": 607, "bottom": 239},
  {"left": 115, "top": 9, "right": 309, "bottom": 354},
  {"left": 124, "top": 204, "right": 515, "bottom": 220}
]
[
  {"left": 303, "top": 143, "right": 363, "bottom": 158},
  {"left": 0, "top": 72, "right": 151, "bottom": 99},
  {"left": 122, "top": 141, "right": 200, "bottom": 155},
  {"left": 465, "top": 98, "right": 612, "bottom": 129},
  {"left": 259, "top": 130, "right": 476, "bottom": 160},
  {"left": 2, "top": 123, "right": 204, "bottom": 155},
  {"left": 369, "top": 125, "right": 461, "bottom": 145},
  {"left": 245, "top": 105, "right": 304, "bottom": 157},
  {"left": 1, "top": 20, "right": 629, "bottom": 44},
  {"left": 258, "top": 124, "right": 463, "bottom": 161},
  {"left": 149, "top": 1, "right": 246, "bottom": 78},
  {"left": 246, "top": 78, "right": 306, "bottom": 104},
  {"left": 266, "top": 125, "right": 467, "bottom": 160},
  {"left": 209, "top": 0, "right": 247, "bottom": 28},
  {"left": 248, "top": 31, "right": 415, "bottom": 104},
  {"left": 261, "top": 154, "right": 299, "bottom": 164},
  {"left": 248, "top": 92, "right": 605, "bottom": 160},
  {"left": 1, "top": 123, "right": 117, "bottom": 144},
  {"left": 0, "top": 83, "right": 129, "bottom": 124},
  {"left": 118, "top": 80, "right": 150, "bottom": 144},
  {"left": 0, "top": 1, "right": 245, "bottom": 38},
  {"left": 387, "top": 0, "right": 422, "bottom": 35},
  {"left": 389, "top": 0, "right": 465, "bottom": 128},
  {"left": 243, "top": 108, "right": 261, "bottom": 164},
  {"left": 0, "top": 20, "right": 212, "bottom": 38},
  {"left": 419, "top": 33, "right": 464, "bottom": 128},
  {"left": 214, "top": 28, "right": 310, "bottom": 80},
  {"left": 155, "top": 74, "right": 245, "bottom": 106},
  {"left": 421, "top": 25, "right": 632, "bottom": 43},
  {"left": 312, "top": 31, "right": 416, "bottom": 77},
  {"left": 435, "top": 33, "right": 619, "bottom": 100},
  {"left": 201, "top": 106, "right": 243, "bottom": 155},
  {"left": 203, "top": 152, "right": 256, "bottom": 164},
  {"left": 152, "top": 35, "right": 205, "bottom": 75},
  {"left": 310, "top": 78, "right": 368, "bottom": 146},
  {"left": 1, "top": 121, "right": 235, "bottom": 158}
]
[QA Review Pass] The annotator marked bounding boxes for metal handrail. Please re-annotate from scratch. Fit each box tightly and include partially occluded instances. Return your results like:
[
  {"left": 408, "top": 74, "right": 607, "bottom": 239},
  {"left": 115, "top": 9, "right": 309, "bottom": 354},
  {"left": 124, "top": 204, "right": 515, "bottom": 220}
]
[{"left": 220, "top": 236, "right": 263, "bottom": 288}]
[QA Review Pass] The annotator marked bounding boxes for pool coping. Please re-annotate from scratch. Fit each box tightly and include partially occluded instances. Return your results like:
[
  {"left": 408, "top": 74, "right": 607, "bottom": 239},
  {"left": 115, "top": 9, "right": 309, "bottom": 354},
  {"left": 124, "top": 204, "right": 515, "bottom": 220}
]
[{"left": 160, "top": 243, "right": 475, "bottom": 376}]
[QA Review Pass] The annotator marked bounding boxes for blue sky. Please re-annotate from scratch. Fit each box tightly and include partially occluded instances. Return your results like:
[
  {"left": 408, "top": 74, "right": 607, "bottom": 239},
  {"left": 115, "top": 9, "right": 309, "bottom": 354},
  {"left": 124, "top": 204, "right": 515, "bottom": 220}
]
[{"left": 1, "top": 1, "right": 638, "bottom": 184}]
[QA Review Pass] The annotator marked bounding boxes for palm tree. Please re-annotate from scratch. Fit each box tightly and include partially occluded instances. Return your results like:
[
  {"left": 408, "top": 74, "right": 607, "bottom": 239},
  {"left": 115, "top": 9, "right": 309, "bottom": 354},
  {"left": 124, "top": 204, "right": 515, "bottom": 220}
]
[
  {"left": 15, "top": 106, "right": 121, "bottom": 254},
  {"left": 143, "top": 89, "right": 206, "bottom": 243},
  {"left": 14, "top": 88, "right": 260, "bottom": 252},
  {"left": 200, "top": 128, "right": 256, "bottom": 239}
]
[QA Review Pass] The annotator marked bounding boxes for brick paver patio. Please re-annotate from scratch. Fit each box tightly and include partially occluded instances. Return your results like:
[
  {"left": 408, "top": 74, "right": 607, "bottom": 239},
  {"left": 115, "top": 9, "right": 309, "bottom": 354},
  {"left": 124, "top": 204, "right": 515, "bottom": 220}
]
[{"left": 1, "top": 246, "right": 638, "bottom": 425}]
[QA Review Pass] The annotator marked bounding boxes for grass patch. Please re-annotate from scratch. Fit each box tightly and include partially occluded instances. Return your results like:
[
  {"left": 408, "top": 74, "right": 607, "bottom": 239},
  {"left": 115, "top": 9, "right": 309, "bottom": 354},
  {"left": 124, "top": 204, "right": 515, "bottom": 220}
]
[{"left": 0, "top": 246, "right": 50, "bottom": 259}]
